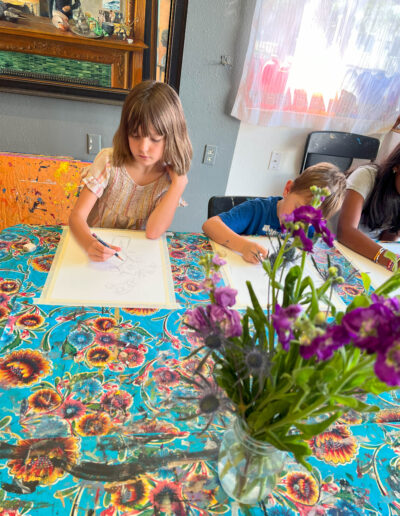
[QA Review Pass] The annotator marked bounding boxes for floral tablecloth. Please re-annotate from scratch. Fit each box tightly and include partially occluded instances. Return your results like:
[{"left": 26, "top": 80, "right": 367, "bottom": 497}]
[{"left": 0, "top": 224, "right": 399, "bottom": 516}]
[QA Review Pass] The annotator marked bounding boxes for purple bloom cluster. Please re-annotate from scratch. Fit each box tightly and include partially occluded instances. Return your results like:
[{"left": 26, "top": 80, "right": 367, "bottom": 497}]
[
  {"left": 272, "top": 304, "right": 303, "bottom": 350},
  {"left": 185, "top": 286, "right": 242, "bottom": 344},
  {"left": 299, "top": 294, "right": 400, "bottom": 386},
  {"left": 281, "top": 205, "right": 335, "bottom": 252}
]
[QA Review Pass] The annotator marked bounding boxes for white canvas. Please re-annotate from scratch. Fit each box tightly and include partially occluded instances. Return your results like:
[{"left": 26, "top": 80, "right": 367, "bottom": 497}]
[
  {"left": 36, "top": 227, "right": 179, "bottom": 308},
  {"left": 211, "top": 237, "right": 346, "bottom": 311},
  {"left": 334, "top": 240, "right": 400, "bottom": 295}
]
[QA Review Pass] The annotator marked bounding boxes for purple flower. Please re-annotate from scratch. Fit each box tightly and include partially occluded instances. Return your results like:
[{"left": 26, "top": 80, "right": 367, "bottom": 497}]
[
  {"left": 300, "top": 324, "right": 351, "bottom": 361},
  {"left": 342, "top": 303, "right": 394, "bottom": 353},
  {"left": 212, "top": 255, "right": 226, "bottom": 266},
  {"left": 209, "top": 305, "right": 242, "bottom": 338},
  {"left": 214, "top": 286, "right": 237, "bottom": 308},
  {"left": 272, "top": 304, "right": 302, "bottom": 350},
  {"left": 185, "top": 303, "right": 242, "bottom": 342},
  {"left": 291, "top": 226, "right": 314, "bottom": 252},
  {"left": 370, "top": 293, "right": 400, "bottom": 314},
  {"left": 185, "top": 306, "right": 209, "bottom": 333},
  {"left": 282, "top": 205, "right": 335, "bottom": 248},
  {"left": 224, "top": 308, "right": 242, "bottom": 338},
  {"left": 374, "top": 339, "right": 400, "bottom": 386}
]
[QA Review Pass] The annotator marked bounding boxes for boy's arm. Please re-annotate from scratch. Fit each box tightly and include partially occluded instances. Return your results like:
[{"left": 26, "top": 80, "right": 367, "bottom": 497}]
[
  {"left": 145, "top": 169, "right": 188, "bottom": 239},
  {"left": 202, "top": 216, "right": 268, "bottom": 264}
]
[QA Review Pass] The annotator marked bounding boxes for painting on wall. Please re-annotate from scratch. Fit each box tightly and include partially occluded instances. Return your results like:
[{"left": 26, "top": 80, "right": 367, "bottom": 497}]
[{"left": 0, "top": 0, "right": 146, "bottom": 102}]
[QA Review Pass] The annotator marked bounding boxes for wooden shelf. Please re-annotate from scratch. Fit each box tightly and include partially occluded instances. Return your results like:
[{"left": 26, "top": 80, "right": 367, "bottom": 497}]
[{"left": 0, "top": 0, "right": 147, "bottom": 100}]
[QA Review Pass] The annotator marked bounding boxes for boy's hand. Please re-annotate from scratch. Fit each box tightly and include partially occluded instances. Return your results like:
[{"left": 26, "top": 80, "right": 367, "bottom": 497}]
[
  {"left": 86, "top": 238, "right": 121, "bottom": 262},
  {"left": 240, "top": 241, "right": 269, "bottom": 264}
]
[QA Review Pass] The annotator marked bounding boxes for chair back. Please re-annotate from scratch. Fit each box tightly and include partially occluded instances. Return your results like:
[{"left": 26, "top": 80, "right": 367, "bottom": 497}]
[
  {"left": 207, "top": 196, "right": 260, "bottom": 218},
  {"left": 300, "top": 131, "right": 380, "bottom": 173}
]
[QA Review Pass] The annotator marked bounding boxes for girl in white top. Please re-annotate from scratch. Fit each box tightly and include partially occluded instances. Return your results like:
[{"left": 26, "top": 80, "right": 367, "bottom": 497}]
[
  {"left": 69, "top": 80, "right": 192, "bottom": 262},
  {"left": 337, "top": 142, "right": 400, "bottom": 270}
]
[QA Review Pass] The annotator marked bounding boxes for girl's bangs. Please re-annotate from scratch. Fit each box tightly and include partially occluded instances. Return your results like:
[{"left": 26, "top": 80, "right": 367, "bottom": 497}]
[{"left": 127, "top": 102, "right": 166, "bottom": 137}]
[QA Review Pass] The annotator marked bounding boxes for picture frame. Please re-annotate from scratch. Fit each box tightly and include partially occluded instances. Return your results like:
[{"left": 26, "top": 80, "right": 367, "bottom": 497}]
[
  {"left": 145, "top": 0, "right": 188, "bottom": 92},
  {"left": 0, "top": 0, "right": 146, "bottom": 103}
]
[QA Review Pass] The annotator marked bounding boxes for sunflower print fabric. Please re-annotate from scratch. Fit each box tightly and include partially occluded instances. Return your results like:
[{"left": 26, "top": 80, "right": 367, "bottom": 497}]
[{"left": 0, "top": 224, "right": 399, "bottom": 515}]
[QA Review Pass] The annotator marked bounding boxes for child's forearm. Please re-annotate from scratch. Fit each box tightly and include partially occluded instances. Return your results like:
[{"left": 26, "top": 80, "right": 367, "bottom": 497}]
[
  {"left": 337, "top": 225, "right": 394, "bottom": 268},
  {"left": 202, "top": 217, "right": 249, "bottom": 253},
  {"left": 145, "top": 177, "right": 187, "bottom": 239},
  {"left": 69, "top": 211, "right": 96, "bottom": 252}
]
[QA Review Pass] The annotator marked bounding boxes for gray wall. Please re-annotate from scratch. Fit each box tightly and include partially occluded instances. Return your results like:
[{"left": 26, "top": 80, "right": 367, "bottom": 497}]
[
  {"left": 172, "top": 0, "right": 254, "bottom": 231},
  {"left": 0, "top": 0, "right": 254, "bottom": 232},
  {"left": 0, "top": 94, "right": 119, "bottom": 160}
]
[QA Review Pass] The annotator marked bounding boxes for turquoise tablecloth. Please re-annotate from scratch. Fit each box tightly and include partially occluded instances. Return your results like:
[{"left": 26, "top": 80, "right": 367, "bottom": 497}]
[{"left": 0, "top": 224, "right": 399, "bottom": 515}]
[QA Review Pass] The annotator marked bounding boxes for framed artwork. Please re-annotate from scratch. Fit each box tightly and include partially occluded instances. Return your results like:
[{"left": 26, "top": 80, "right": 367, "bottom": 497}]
[
  {"left": 144, "top": 0, "right": 188, "bottom": 92},
  {"left": 0, "top": 0, "right": 146, "bottom": 103}
]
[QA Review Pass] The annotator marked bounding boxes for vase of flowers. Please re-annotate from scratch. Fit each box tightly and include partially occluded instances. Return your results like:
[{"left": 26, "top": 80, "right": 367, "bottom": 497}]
[
  {"left": 184, "top": 186, "right": 400, "bottom": 503},
  {"left": 218, "top": 416, "right": 286, "bottom": 503}
]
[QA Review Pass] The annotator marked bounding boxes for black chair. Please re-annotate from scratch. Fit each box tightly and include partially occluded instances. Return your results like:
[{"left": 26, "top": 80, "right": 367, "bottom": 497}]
[
  {"left": 207, "top": 196, "right": 260, "bottom": 218},
  {"left": 300, "top": 131, "right": 380, "bottom": 173}
]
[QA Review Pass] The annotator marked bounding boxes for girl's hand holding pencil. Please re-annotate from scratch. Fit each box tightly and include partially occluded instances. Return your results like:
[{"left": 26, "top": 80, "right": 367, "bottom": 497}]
[{"left": 87, "top": 233, "right": 123, "bottom": 262}]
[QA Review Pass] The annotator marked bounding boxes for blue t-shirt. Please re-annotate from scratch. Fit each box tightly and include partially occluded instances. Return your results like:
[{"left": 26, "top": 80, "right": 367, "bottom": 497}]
[{"left": 219, "top": 197, "right": 282, "bottom": 235}]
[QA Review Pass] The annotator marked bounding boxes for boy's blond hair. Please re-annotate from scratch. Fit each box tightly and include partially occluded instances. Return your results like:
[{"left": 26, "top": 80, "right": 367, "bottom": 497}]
[
  {"left": 291, "top": 162, "right": 346, "bottom": 219},
  {"left": 113, "top": 80, "right": 192, "bottom": 176}
]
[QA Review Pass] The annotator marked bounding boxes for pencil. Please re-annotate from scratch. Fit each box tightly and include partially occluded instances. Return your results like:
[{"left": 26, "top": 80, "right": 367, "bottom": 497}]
[{"left": 92, "top": 233, "right": 124, "bottom": 261}]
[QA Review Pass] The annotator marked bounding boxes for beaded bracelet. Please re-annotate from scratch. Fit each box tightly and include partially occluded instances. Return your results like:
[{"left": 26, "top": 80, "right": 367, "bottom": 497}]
[
  {"left": 373, "top": 247, "right": 385, "bottom": 263},
  {"left": 387, "top": 260, "right": 395, "bottom": 272}
]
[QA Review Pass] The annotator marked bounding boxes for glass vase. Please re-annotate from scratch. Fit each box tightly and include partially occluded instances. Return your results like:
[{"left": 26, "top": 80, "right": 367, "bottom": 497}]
[{"left": 218, "top": 417, "right": 286, "bottom": 504}]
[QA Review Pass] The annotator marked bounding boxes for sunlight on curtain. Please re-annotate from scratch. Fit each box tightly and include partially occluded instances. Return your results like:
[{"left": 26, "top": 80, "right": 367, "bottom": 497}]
[{"left": 232, "top": 0, "right": 400, "bottom": 134}]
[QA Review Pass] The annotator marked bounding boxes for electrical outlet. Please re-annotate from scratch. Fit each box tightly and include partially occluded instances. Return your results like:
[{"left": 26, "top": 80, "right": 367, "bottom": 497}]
[
  {"left": 87, "top": 134, "right": 102, "bottom": 155},
  {"left": 203, "top": 144, "right": 218, "bottom": 166},
  {"left": 269, "top": 151, "right": 282, "bottom": 170}
]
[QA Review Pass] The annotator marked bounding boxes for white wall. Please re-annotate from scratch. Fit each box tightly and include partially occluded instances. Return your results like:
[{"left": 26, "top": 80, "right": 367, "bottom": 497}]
[
  {"left": 226, "top": 123, "right": 311, "bottom": 196},
  {"left": 227, "top": 122, "right": 383, "bottom": 198}
]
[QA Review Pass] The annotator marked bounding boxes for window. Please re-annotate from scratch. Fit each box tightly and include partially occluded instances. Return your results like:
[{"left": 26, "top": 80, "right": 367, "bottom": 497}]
[{"left": 232, "top": 0, "right": 400, "bottom": 133}]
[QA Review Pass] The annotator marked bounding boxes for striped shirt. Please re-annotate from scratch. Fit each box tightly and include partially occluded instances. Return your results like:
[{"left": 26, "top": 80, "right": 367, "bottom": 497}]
[{"left": 81, "top": 148, "right": 172, "bottom": 230}]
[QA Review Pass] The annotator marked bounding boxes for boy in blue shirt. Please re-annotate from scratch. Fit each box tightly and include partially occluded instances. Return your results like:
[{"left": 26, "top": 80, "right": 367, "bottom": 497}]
[{"left": 202, "top": 163, "right": 346, "bottom": 263}]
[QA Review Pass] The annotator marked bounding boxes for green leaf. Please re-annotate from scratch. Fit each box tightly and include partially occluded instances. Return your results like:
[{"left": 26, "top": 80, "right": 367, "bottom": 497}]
[
  {"left": 118, "top": 448, "right": 127, "bottom": 461},
  {"left": 283, "top": 265, "right": 301, "bottom": 306},
  {"left": 346, "top": 294, "right": 371, "bottom": 312},
  {"left": 360, "top": 272, "right": 371, "bottom": 293},
  {"left": 40, "top": 330, "right": 52, "bottom": 352},
  {"left": 134, "top": 327, "right": 154, "bottom": 339},
  {"left": 0, "top": 416, "right": 12, "bottom": 430},
  {"left": 299, "top": 276, "right": 319, "bottom": 317},
  {"left": 20, "top": 502, "right": 34, "bottom": 515},
  {"left": 62, "top": 340, "right": 77, "bottom": 357},
  {"left": 294, "top": 412, "right": 340, "bottom": 439},
  {"left": 330, "top": 394, "right": 361, "bottom": 409},
  {"left": 0, "top": 333, "right": 21, "bottom": 354},
  {"left": 103, "top": 491, "right": 112, "bottom": 507},
  {"left": 54, "top": 485, "right": 80, "bottom": 499},
  {"left": 374, "top": 271, "right": 400, "bottom": 296},
  {"left": 262, "top": 259, "right": 272, "bottom": 276},
  {"left": 292, "top": 366, "right": 315, "bottom": 384}
]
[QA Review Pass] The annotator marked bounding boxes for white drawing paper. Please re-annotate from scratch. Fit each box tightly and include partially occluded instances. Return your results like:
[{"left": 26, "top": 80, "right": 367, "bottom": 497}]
[
  {"left": 36, "top": 227, "right": 179, "bottom": 308},
  {"left": 334, "top": 240, "right": 399, "bottom": 295},
  {"left": 211, "top": 236, "right": 346, "bottom": 311}
]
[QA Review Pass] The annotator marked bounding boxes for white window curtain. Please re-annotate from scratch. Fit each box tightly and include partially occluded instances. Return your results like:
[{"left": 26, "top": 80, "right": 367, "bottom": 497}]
[{"left": 232, "top": 0, "right": 400, "bottom": 134}]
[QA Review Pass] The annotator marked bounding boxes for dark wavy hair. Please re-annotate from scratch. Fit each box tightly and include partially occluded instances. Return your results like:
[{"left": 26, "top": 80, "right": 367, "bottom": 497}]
[{"left": 360, "top": 143, "right": 400, "bottom": 232}]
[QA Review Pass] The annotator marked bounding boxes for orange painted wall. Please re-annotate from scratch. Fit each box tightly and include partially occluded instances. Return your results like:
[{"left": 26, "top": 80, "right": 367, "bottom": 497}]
[{"left": 0, "top": 153, "right": 89, "bottom": 230}]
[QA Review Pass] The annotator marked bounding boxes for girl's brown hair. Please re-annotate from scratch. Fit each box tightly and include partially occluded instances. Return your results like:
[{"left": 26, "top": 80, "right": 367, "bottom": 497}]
[
  {"left": 291, "top": 162, "right": 347, "bottom": 219},
  {"left": 113, "top": 80, "right": 192, "bottom": 175}
]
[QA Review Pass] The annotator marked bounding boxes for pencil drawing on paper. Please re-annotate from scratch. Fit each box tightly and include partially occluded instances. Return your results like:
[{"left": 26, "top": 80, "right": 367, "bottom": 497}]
[{"left": 37, "top": 228, "right": 177, "bottom": 308}]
